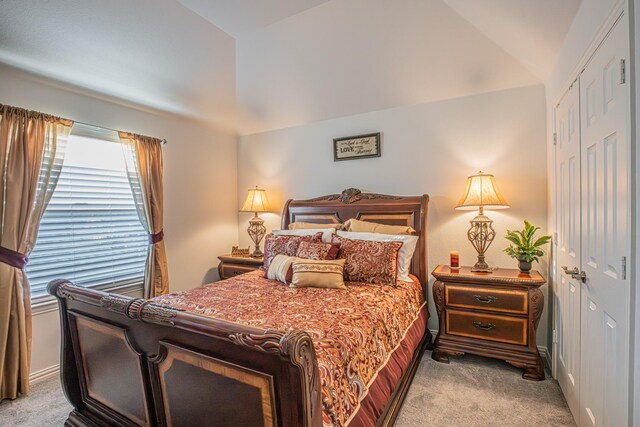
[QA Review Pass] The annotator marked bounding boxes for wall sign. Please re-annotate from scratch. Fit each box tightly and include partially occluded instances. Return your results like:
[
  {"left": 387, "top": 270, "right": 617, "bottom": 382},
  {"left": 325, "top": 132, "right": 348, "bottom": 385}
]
[{"left": 333, "top": 132, "right": 381, "bottom": 161}]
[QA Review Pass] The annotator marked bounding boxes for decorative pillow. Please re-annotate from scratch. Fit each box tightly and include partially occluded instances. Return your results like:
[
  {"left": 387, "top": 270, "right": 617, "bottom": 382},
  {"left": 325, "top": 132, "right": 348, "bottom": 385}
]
[
  {"left": 342, "top": 218, "right": 415, "bottom": 235},
  {"left": 266, "top": 254, "right": 295, "bottom": 284},
  {"left": 332, "top": 235, "right": 402, "bottom": 286},
  {"left": 337, "top": 231, "right": 418, "bottom": 282},
  {"left": 262, "top": 233, "right": 322, "bottom": 270},
  {"left": 272, "top": 228, "right": 336, "bottom": 243},
  {"left": 288, "top": 221, "right": 343, "bottom": 231},
  {"left": 290, "top": 258, "right": 346, "bottom": 289},
  {"left": 296, "top": 241, "right": 340, "bottom": 260}
]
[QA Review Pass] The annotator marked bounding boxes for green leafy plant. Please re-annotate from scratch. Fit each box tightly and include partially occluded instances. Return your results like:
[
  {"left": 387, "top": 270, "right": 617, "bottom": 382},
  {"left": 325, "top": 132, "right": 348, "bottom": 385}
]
[{"left": 504, "top": 220, "right": 551, "bottom": 263}]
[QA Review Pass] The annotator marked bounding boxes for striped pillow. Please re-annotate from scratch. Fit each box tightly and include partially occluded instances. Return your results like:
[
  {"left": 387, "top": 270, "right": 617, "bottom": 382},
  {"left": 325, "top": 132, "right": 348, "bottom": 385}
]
[
  {"left": 266, "top": 254, "right": 295, "bottom": 284},
  {"left": 290, "top": 258, "right": 346, "bottom": 289}
]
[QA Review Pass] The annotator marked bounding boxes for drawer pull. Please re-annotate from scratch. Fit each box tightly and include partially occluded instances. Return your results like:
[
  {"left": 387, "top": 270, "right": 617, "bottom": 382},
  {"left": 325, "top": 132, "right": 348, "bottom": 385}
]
[
  {"left": 472, "top": 321, "right": 496, "bottom": 331},
  {"left": 473, "top": 295, "right": 498, "bottom": 304}
]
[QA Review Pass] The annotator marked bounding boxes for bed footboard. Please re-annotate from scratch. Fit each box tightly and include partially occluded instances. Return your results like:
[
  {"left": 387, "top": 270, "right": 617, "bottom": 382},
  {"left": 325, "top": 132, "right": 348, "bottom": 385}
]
[{"left": 48, "top": 280, "right": 322, "bottom": 427}]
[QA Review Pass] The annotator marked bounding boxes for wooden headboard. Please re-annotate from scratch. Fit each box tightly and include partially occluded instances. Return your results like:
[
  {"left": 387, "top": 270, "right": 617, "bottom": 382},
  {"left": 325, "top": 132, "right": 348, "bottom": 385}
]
[{"left": 281, "top": 188, "right": 429, "bottom": 289}]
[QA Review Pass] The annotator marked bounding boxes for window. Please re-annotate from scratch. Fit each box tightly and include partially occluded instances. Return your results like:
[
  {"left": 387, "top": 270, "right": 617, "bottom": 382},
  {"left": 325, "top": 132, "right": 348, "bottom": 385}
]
[{"left": 27, "top": 128, "right": 149, "bottom": 299}]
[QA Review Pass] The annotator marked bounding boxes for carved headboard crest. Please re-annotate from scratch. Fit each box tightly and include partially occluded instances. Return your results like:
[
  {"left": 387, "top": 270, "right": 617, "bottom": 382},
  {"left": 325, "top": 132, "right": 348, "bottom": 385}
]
[{"left": 304, "top": 188, "right": 403, "bottom": 204}]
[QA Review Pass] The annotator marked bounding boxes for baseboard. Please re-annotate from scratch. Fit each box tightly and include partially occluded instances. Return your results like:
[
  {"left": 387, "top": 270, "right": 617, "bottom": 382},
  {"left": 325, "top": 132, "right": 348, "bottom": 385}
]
[
  {"left": 537, "top": 345, "right": 552, "bottom": 371},
  {"left": 29, "top": 364, "right": 59, "bottom": 384}
]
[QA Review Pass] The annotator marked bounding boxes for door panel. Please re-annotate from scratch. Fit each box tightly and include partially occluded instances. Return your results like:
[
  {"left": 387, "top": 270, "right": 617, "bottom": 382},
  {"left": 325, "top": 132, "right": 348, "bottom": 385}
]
[
  {"left": 578, "top": 19, "right": 629, "bottom": 427},
  {"left": 555, "top": 81, "right": 581, "bottom": 420}
]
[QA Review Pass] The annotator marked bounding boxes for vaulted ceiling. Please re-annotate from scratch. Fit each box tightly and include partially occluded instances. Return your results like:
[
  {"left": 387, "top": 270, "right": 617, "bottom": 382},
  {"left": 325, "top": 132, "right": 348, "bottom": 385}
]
[
  {"left": 442, "top": 0, "right": 582, "bottom": 81},
  {"left": 0, "top": 0, "right": 582, "bottom": 132},
  {"left": 175, "top": 0, "right": 581, "bottom": 82},
  {"left": 235, "top": 0, "right": 542, "bottom": 134},
  {"left": 0, "top": 0, "right": 236, "bottom": 128},
  {"left": 175, "top": 0, "right": 331, "bottom": 38}
]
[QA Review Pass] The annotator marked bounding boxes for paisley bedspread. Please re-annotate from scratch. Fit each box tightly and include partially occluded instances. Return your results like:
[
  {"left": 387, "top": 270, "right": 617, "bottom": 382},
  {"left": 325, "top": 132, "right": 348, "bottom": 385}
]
[{"left": 152, "top": 270, "right": 426, "bottom": 427}]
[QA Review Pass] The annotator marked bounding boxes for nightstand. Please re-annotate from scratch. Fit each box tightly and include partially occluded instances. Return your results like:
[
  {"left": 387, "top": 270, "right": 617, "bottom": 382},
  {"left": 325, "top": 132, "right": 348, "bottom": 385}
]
[
  {"left": 431, "top": 265, "right": 546, "bottom": 380},
  {"left": 217, "top": 254, "right": 264, "bottom": 280}
]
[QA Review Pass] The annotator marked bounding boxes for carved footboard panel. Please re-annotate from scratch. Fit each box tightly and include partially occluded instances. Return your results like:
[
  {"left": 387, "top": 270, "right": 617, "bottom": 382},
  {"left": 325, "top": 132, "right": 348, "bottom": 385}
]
[{"left": 48, "top": 280, "right": 322, "bottom": 427}]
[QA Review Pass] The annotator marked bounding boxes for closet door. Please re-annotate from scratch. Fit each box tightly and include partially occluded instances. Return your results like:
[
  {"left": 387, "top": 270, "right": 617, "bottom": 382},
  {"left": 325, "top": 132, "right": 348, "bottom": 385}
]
[
  {"left": 578, "top": 19, "right": 629, "bottom": 427},
  {"left": 555, "top": 81, "right": 582, "bottom": 420}
]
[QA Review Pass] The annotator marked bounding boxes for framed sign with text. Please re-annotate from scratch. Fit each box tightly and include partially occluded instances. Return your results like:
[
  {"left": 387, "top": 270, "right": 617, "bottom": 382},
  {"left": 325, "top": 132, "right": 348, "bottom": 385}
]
[{"left": 333, "top": 132, "right": 381, "bottom": 161}]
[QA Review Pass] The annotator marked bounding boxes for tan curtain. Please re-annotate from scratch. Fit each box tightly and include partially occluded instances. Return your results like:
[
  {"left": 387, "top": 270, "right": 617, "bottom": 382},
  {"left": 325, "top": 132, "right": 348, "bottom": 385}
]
[
  {"left": 119, "top": 132, "right": 168, "bottom": 298},
  {"left": 0, "top": 104, "right": 72, "bottom": 400}
]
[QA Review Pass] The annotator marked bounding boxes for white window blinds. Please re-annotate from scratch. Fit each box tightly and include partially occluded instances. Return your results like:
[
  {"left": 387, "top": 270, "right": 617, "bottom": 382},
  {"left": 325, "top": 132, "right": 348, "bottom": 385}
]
[{"left": 27, "top": 131, "right": 148, "bottom": 299}]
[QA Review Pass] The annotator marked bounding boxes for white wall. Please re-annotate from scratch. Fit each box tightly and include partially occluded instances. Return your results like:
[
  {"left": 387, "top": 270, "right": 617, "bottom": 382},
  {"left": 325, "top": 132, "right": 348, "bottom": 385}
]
[
  {"left": 238, "top": 84, "right": 550, "bottom": 346},
  {"left": 0, "top": 64, "right": 239, "bottom": 377},
  {"left": 236, "top": 0, "right": 538, "bottom": 135},
  {"left": 632, "top": 1, "right": 639, "bottom": 424}
]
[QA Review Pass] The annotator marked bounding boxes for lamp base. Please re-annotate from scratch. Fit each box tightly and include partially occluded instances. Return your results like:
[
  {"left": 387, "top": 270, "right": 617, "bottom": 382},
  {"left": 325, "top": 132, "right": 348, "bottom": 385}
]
[
  {"left": 467, "top": 213, "right": 496, "bottom": 273},
  {"left": 247, "top": 214, "right": 266, "bottom": 258},
  {"left": 471, "top": 255, "right": 492, "bottom": 273},
  {"left": 250, "top": 248, "right": 264, "bottom": 258}
]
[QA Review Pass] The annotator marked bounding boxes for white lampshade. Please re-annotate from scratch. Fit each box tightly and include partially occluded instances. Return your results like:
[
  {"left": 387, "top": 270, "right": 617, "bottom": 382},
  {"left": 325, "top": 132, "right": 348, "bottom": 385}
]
[
  {"left": 240, "top": 187, "right": 272, "bottom": 213},
  {"left": 455, "top": 171, "right": 509, "bottom": 210}
]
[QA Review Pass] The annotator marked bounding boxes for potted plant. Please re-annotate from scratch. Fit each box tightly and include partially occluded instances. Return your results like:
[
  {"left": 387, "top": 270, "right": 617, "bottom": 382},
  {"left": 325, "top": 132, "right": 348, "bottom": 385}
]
[{"left": 504, "top": 220, "right": 551, "bottom": 273}]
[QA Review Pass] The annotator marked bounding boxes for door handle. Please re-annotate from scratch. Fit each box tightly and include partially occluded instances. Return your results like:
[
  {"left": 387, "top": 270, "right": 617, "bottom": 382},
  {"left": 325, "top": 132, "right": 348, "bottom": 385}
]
[{"left": 561, "top": 266, "right": 587, "bottom": 283}]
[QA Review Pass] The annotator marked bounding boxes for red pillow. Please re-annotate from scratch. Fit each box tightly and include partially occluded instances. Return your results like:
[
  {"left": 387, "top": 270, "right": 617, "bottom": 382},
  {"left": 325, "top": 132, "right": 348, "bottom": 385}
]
[
  {"left": 296, "top": 241, "right": 341, "bottom": 260},
  {"left": 332, "top": 235, "right": 402, "bottom": 286},
  {"left": 262, "top": 233, "right": 322, "bottom": 270}
]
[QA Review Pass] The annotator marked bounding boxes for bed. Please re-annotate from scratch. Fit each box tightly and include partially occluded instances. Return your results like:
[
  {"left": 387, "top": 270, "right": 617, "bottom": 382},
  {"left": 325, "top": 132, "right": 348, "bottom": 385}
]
[{"left": 49, "top": 188, "right": 430, "bottom": 427}]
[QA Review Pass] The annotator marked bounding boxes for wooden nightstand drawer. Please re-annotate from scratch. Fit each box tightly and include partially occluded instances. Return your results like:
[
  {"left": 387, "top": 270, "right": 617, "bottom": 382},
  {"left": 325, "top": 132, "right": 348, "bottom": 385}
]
[
  {"left": 445, "top": 309, "right": 528, "bottom": 346},
  {"left": 445, "top": 284, "right": 528, "bottom": 315},
  {"left": 218, "top": 255, "right": 264, "bottom": 280},
  {"left": 220, "top": 264, "right": 256, "bottom": 279}
]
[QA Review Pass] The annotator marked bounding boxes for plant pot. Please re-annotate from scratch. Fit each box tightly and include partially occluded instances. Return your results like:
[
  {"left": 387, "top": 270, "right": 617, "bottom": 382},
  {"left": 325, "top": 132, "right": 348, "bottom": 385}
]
[{"left": 518, "top": 260, "right": 532, "bottom": 274}]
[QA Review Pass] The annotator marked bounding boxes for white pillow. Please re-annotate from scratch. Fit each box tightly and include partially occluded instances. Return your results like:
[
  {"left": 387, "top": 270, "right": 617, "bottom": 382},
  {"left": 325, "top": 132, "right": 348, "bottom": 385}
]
[
  {"left": 336, "top": 230, "right": 418, "bottom": 282},
  {"left": 272, "top": 228, "right": 335, "bottom": 243}
]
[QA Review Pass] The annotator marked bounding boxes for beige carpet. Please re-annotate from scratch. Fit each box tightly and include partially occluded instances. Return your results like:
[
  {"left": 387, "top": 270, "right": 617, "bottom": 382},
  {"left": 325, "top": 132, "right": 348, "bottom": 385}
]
[
  {"left": 0, "top": 351, "right": 575, "bottom": 427},
  {"left": 395, "top": 353, "right": 575, "bottom": 427}
]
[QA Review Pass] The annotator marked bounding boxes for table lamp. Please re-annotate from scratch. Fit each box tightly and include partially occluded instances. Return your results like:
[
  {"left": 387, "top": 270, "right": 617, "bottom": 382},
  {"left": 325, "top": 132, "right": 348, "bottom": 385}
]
[
  {"left": 240, "top": 186, "right": 272, "bottom": 257},
  {"left": 455, "top": 171, "right": 509, "bottom": 272}
]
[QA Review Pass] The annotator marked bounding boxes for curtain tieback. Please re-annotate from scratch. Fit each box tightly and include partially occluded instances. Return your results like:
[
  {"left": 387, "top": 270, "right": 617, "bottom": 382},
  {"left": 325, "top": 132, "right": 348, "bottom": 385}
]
[
  {"left": 0, "top": 246, "right": 29, "bottom": 269},
  {"left": 149, "top": 230, "right": 164, "bottom": 244}
]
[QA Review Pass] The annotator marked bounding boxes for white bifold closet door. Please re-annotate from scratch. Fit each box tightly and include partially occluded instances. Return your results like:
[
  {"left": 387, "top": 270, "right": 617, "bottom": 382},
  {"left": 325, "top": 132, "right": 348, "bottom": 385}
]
[
  {"left": 578, "top": 19, "right": 629, "bottom": 427},
  {"left": 555, "top": 18, "right": 630, "bottom": 427},
  {"left": 556, "top": 80, "right": 581, "bottom": 420}
]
